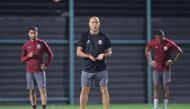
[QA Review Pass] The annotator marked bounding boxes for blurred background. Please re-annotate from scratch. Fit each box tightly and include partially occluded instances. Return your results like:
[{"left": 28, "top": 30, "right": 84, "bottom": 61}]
[{"left": 0, "top": 0, "right": 190, "bottom": 105}]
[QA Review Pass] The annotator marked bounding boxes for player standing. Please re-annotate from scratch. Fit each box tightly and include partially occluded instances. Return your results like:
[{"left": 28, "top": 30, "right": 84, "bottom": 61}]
[
  {"left": 77, "top": 16, "right": 112, "bottom": 109},
  {"left": 21, "top": 26, "right": 54, "bottom": 109},
  {"left": 145, "top": 29, "right": 183, "bottom": 109}
]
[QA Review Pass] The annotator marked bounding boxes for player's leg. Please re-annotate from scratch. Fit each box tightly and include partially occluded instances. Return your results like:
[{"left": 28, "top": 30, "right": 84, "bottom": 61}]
[
  {"left": 26, "top": 73, "right": 37, "bottom": 109},
  {"left": 39, "top": 88, "right": 47, "bottom": 109},
  {"left": 162, "top": 71, "right": 171, "bottom": 109},
  {"left": 29, "top": 89, "right": 37, "bottom": 109},
  {"left": 153, "top": 71, "right": 161, "bottom": 109},
  {"left": 80, "top": 71, "right": 94, "bottom": 109},
  {"left": 34, "top": 71, "right": 47, "bottom": 109},
  {"left": 80, "top": 87, "right": 90, "bottom": 109},
  {"left": 100, "top": 86, "right": 109, "bottom": 109},
  {"left": 96, "top": 71, "right": 109, "bottom": 109}
]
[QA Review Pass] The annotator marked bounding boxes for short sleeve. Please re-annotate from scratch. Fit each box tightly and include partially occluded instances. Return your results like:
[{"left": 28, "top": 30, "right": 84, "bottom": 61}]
[
  {"left": 166, "top": 39, "right": 181, "bottom": 52},
  {"left": 77, "top": 33, "right": 86, "bottom": 49},
  {"left": 147, "top": 40, "right": 154, "bottom": 48},
  {"left": 105, "top": 35, "right": 112, "bottom": 49}
]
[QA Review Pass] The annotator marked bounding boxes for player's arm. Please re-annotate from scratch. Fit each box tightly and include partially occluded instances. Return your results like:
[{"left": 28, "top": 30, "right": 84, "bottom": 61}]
[
  {"left": 171, "top": 43, "right": 183, "bottom": 64},
  {"left": 145, "top": 46, "right": 152, "bottom": 63},
  {"left": 145, "top": 45, "right": 156, "bottom": 66},
  {"left": 77, "top": 47, "right": 89, "bottom": 58},
  {"left": 21, "top": 45, "right": 31, "bottom": 62},
  {"left": 96, "top": 35, "right": 112, "bottom": 60},
  {"left": 103, "top": 48, "right": 112, "bottom": 57},
  {"left": 77, "top": 47, "right": 96, "bottom": 61},
  {"left": 44, "top": 41, "right": 54, "bottom": 68},
  {"left": 96, "top": 48, "right": 112, "bottom": 61}
]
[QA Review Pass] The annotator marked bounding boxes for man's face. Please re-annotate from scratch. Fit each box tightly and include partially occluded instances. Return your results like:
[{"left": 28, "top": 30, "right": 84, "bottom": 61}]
[
  {"left": 156, "top": 35, "right": 164, "bottom": 42},
  {"left": 89, "top": 17, "right": 100, "bottom": 31},
  {"left": 28, "top": 30, "right": 38, "bottom": 40}
]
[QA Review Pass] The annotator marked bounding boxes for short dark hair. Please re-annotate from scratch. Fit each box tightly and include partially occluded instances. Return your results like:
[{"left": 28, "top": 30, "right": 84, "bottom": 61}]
[
  {"left": 155, "top": 29, "right": 165, "bottom": 36},
  {"left": 28, "top": 26, "right": 38, "bottom": 32}
]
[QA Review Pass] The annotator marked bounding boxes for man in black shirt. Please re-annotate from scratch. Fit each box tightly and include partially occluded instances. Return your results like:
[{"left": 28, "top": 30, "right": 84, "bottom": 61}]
[{"left": 77, "top": 16, "right": 112, "bottom": 109}]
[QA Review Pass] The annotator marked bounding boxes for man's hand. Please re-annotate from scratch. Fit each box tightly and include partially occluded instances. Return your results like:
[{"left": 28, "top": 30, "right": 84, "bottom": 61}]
[
  {"left": 165, "top": 60, "right": 173, "bottom": 66},
  {"left": 41, "top": 64, "right": 48, "bottom": 70},
  {"left": 88, "top": 54, "right": 96, "bottom": 61},
  {"left": 95, "top": 54, "right": 104, "bottom": 61},
  {"left": 28, "top": 52, "right": 34, "bottom": 58},
  {"left": 149, "top": 60, "right": 158, "bottom": 68}
]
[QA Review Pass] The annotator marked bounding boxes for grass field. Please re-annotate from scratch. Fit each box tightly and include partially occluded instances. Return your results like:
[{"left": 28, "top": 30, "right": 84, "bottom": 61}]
[{"left": 0, "top": 104, "right": 189, "bottom": 109}]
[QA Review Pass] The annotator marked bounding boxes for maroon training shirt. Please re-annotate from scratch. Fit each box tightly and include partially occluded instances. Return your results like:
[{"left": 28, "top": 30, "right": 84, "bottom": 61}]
[
  {"left": 21, "top": 38, "right": 54, "bottom": 73},
  {"left": 147, "top": 38, "right": 181, "bottom": 72}
]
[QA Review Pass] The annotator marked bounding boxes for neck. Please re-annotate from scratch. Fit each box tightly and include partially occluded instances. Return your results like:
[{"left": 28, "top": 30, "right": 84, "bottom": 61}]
[
  {"left": 90, "top": 30, "right": 99, "bottom": 35},
  {"left": 30, "top": 38, "right": 37, "bottom": 41}
]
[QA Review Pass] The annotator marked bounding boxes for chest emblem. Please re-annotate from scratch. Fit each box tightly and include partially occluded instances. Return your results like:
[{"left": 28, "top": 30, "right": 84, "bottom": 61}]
[
  {"left": 28, "top": 46, "right": 31, "bottom": 49},
  {"left": 155, "top": 46, "right": 158, "bottom": 49},
  {"left": 86, "top": 40, "right": 90, "bottom": 44},
  {"left": 37, "top": 44, "right": 41, "bottom": 49},
  {"left": 164, "top": 46, "right": 168, "bottom": 51},
  {"left": 98, "top": 40, "right": 103, "bottom": 45}
]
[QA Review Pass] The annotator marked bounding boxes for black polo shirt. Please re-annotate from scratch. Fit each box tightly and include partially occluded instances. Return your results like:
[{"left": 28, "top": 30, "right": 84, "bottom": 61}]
[{"left": 77, "top": 31, "right": 112, "bottom": 73}]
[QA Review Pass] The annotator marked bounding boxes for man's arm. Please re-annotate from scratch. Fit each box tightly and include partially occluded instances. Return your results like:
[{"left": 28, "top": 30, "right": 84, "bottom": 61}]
[
  {"left": 145, "top": 46, "right": 157, "bottom": 67},
  {"left": 21, "top": 45, "right": 31, "bottom": 62},
  {"left": 44, "top": 42, "right": 54, "bottom": 68},
  {"left": 145, "top": 46, "right": 152, "bottom": 63},
  {"left": 77, "top": 47, "right": 96, "bottom": 61},
  {"left": 170, "top": 43, "right": 183, "bottom": 64},
  {"left": 96, "top": 48, "right": 112, "bottom": 61},
  {"left": 103, "top": 48, "right": 112, "bottom": 57}
]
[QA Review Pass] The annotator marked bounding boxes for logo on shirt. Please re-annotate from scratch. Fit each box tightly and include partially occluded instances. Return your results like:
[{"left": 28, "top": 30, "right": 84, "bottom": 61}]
[
  {"left": 155, "top": 46, "right": 158, "bottom": 49},
  {"left": 37, "top": 44, "right": 41, "bottom": 49},
  {"left": 98, "top": 40, "right": 103, "bottom": 45},
  {"left": 28, "top": 46, "right": 31, "bottom": 49},
  {"left": 86, "top": 40, "right": 90, "bottom": 44},
  {"left": 164, "top": 46, "right": 168, "bottom": 51}
]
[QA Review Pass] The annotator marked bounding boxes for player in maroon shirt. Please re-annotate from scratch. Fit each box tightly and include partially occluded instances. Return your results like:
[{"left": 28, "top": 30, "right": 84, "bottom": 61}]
[
  {"left": 145, "top": 30, "right": 183, "bottom": 109},
  {"left": 21, "top": 27, "right": 53, "bottom": 109}
]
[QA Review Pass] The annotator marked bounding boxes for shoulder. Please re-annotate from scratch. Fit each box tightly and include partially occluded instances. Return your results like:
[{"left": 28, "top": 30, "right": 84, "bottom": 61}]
[
  {"left": 165, "top": 38, "right": 178, "bottom": 48},
  {"left": 165, "top": 38, "right": 175, "bottom": 44},
  {"left": 100, "top": 31, "right": 109, "bottom": 37},
  {"left": 22, "top": 40, "right": 30, "bottom": 48},
  {"left": 79, "top": 31, "right": 89, "bottom": 40},
  {"left": 149, "top": 39, "right": 157, "bottom": 45},
  {"left": 38, "top": 39, "right": 47, "bottom": 44},
  {"left": 99, "top": 31, "right": 110, "bottom": 39},
  {"left": 82, "top": 31, "right": 89, "bottom": 37}
]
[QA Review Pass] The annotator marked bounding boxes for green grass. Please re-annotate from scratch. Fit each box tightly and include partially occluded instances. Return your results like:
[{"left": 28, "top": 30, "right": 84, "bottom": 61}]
[{"left": 0, "top": 104, "right": 189, "bottom": 109}]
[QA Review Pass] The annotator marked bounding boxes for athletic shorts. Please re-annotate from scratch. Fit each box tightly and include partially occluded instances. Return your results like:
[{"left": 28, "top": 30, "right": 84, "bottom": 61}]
[
  {"left": 81, "top": 70, "right": 108, "bottom": 87},
  {"left": 153, "top": 70, "right": 171, "bottom": 85},
  {"left": 26, "top": 71, "right": 46, "bottom": 89}
]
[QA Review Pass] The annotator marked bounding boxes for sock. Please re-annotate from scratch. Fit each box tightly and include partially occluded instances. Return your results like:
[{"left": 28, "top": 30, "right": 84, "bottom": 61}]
[
  {"left": 32, "top": 105, "right": 36, "bottom": 109},
  {"left": 154, "top": 99, "right": 159, "bottom": 109},
  {"left": 163, "top": 99, "right": 168, "bottom": 109},
  {"left": 42, "top": 105, "right": 46, "bottom": 109}
]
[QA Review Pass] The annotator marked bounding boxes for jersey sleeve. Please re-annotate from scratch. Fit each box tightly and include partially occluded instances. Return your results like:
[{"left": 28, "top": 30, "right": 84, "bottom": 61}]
[
  {"left": 43, "top": 41, "right": 54, "bottom": 67},
  {"left": 21, "top": 44, "right": 30, "bottom": 62},
  {"left": 168, "top": 41, "right": 182, "bottom": 52},
  {"left": 146, "top": 40, "right": 154, "bottom": 51},
  {"left": 104, "top": 34, "right": 112, "bottom": 49},
  {"left": 77, "top": 33, "right": 85, "bottom": 49}
]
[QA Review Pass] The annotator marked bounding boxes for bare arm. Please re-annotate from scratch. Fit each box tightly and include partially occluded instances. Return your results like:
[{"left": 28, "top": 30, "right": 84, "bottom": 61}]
[
  {"left": 77, "top": 47, "right": 96, "bottom": 61},
  {"left": 96, "top": 48, "right": 112, "bottom": 60},
  {"left": 77, "top": 47, "right": 89, "bottom": 58},
  {"left": 145, "top": 46, "right": 157, "bottom": 67},
  {"left": 103, "top": 48, "right": 112, "bottom": 57},
  {"left": 172, "top": 46, "right": 183, "bottom": 64},
  {"left": 145, "top": 46, "right": 152, "bottom": 63}
]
